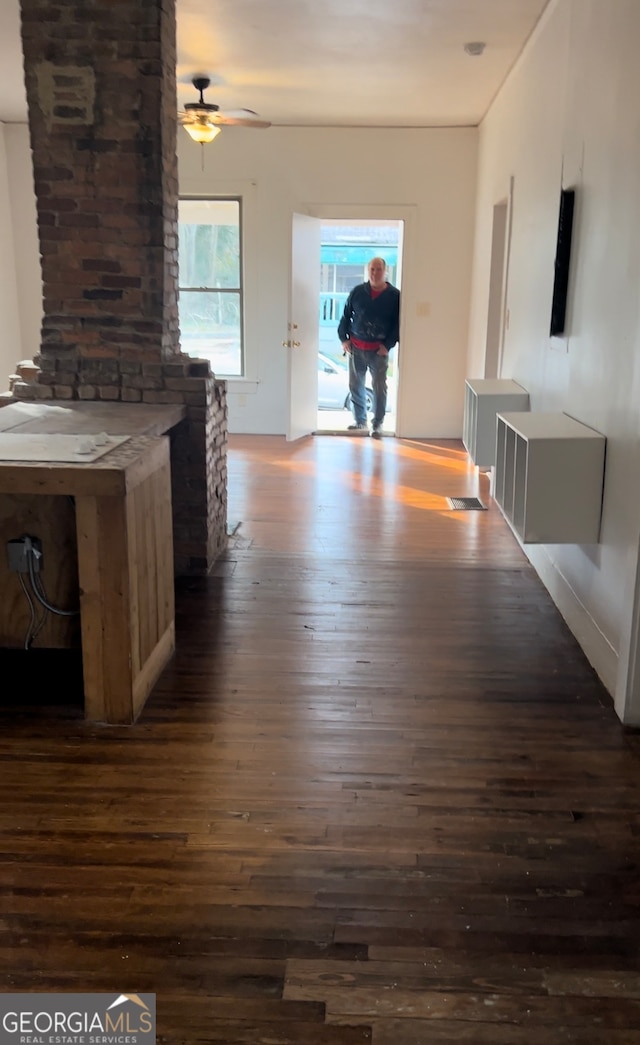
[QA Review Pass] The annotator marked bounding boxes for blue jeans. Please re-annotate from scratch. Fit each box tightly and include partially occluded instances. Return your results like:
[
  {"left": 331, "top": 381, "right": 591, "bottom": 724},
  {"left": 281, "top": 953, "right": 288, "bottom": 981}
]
[{"left": 348, "top": 348, "right": 388, "bottom": 427}]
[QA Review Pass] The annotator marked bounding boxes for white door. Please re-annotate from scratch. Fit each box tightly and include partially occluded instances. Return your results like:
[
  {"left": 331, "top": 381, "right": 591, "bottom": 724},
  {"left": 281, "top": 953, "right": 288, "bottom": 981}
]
[{"left": 287, "top": 213, "right": 321, "bottom": 441}]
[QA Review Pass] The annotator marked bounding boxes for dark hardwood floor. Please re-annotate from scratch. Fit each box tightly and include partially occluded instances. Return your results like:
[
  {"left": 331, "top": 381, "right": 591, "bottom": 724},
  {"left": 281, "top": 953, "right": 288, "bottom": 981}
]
[{"left": 2, "top": 434, "right": 640, "bottom": 1044}]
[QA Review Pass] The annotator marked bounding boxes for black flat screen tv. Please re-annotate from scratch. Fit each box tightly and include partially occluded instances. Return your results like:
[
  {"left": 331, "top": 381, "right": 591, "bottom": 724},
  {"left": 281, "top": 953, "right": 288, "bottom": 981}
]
[{"left": 549, "top": 187, "right": 575, "bottom": 337}]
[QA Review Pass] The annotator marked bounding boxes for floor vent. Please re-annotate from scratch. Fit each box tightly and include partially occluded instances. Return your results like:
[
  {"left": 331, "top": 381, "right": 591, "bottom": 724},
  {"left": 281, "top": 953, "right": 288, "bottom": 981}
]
[{"left": 446, "top": 496, "right": 487, "bottom": 511}]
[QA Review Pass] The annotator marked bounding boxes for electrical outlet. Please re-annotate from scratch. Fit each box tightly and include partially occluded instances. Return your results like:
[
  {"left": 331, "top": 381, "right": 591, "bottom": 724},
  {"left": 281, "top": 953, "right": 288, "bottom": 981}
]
[{"left": 7, "top": 535, "right": 43, "bottom": 573}]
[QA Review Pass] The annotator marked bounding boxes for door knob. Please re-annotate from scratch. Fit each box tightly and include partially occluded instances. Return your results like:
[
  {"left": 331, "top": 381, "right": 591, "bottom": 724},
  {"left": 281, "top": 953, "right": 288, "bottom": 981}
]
[
  {"left": 292, "top": 340, "right": 301, "bottom": 347},
  {"left": 281, "top": 340, "right": 291, "bottom": 347}
]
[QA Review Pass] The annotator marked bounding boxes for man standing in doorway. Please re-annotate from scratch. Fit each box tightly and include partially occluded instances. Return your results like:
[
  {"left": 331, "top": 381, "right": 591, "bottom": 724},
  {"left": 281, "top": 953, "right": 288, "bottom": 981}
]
[{"left": 338, "top": 256, "right": 400, "bottom": 439}]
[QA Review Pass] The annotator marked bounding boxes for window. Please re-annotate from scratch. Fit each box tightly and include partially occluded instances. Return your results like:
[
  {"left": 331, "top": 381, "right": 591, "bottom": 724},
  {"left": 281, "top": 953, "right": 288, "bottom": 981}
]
[{"left": 178, "top": 198, "right": 243, "bottom": 376}]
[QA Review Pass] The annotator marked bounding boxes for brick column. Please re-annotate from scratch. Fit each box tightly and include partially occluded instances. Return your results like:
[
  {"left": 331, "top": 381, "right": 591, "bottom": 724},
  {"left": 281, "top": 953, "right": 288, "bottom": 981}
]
[{"left": 15, "top": 0, "right": 227, "bottom": 574}]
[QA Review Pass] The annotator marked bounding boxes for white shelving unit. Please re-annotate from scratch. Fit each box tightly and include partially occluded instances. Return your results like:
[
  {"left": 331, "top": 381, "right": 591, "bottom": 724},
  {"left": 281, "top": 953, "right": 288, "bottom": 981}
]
[
  {"left": 463, "top": 378, "right": 529, "bottom": 469},
  {"left": 494, "top": 412, "right": 606, "bottom": 544}
]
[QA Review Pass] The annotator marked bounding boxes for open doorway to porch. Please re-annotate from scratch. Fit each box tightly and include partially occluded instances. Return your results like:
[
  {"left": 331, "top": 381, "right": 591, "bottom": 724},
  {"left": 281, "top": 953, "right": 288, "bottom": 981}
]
[{"left": 315, "top": 219, "right": 403, "bottom": 435}]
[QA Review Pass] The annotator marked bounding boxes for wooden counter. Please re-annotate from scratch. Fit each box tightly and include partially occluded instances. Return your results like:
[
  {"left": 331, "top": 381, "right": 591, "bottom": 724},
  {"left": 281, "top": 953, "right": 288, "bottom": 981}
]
[
  {"left": 0, "top": 403, "right": 184, "bottom": 724},
  {"left": 0, "top": 399, "right": 185, "bottom": 437}
]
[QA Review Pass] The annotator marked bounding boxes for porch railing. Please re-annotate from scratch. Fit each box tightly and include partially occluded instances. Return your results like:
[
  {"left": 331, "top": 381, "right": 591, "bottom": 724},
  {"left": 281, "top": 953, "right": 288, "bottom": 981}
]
[{"left": 320, "top": 292, "right": 348, "bottom": 326}]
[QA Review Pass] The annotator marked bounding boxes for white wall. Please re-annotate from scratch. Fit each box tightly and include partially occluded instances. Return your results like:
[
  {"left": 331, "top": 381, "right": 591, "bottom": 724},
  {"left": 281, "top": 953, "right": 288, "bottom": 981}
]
[
  {"left": 178, "top": 127, "right": 477, "bottom": 437},
  {"left": 467, "top": 0, "right": 640, "bottom": 718},
  {"left": 0, "top": 124, "right": 24, "bottom": 382},
  {"left": 4, "top": 123, "right": 40, "bottom": 365},
  {"left": 3, "top": 125, "right": 478, "bottom": 438}
]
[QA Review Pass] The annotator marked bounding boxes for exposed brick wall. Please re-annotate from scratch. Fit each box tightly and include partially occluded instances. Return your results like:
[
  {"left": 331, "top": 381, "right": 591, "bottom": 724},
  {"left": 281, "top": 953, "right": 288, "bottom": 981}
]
[
  {"left": 20, "top": 0, "right": 181, "bottom": 365},
  {"left": 170, "top": 375, "right": 228, "bottom": 576},
  {"left": 16, "top": 0, "right": 227, "bottom": 574}
]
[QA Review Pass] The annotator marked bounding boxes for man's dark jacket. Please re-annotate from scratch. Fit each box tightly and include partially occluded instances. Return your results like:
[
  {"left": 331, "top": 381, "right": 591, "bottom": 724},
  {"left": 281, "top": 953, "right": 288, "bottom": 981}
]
[{"left": 338, "top": 282, "right": 400, "bottom": 351}]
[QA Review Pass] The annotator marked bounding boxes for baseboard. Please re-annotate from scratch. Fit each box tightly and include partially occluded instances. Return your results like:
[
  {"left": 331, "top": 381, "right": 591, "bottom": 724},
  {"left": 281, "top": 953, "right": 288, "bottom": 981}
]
[{"left": 525, "top": 544, "right": 618, "bottom": 702}]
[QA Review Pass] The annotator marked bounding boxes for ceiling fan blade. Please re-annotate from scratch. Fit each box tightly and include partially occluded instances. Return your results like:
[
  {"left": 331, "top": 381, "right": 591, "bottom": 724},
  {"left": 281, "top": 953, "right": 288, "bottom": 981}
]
[
  {"left": 218, "top": 107, "right": 260, "bottom": 118},
  {"left": 179, "top": 89, "right": 271, "bottom": 130},
  {"left": 215, "top": 114, "right": 271, "bottom": 128}
]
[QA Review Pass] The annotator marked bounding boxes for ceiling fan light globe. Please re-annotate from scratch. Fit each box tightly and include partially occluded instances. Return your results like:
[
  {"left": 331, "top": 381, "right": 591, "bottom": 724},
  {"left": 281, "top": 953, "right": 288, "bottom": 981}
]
[{"left": 184, "top": 122, "right": 221, "bottom": 144}]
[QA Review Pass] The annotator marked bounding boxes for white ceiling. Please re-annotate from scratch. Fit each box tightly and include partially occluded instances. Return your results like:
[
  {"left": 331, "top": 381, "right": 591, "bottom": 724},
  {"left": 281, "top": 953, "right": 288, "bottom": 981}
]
[{"left": 1, "top": 0, "right": 550, "bottom": 128}]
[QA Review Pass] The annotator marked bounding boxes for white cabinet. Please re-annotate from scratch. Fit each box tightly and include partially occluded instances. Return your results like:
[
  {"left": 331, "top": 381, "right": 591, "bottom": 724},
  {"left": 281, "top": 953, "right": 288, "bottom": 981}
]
[
  {"left": 463, "top": 378, "right": 529, "bottom": 469},
  {"left": 494, "top": 412, "right": 606, "bottom": 544}
]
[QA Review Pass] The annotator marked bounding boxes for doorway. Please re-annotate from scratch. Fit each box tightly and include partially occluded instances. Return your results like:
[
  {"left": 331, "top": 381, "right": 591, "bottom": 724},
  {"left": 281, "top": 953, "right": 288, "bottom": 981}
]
[
  {"left": 484, "top": 180, "right": 514, "bottom": 379},
  {"left": 315, "top": 219, "right": 403, "bottom": 435},
  {"left": 286, "top": 204, "right": 414, "bottom": 442}
]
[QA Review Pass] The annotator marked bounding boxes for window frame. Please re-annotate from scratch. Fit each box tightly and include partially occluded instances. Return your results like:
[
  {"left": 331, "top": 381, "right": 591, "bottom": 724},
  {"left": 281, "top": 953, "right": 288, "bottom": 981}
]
[{"left": 178, "top": 195, "right": 245, "bottom": 378}]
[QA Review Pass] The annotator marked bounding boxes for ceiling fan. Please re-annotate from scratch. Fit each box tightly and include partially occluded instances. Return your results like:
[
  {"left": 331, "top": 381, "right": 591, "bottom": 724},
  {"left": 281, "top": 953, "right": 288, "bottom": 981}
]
[{"left": 179, "top": 76, "right": 271, "bottom": 143}]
